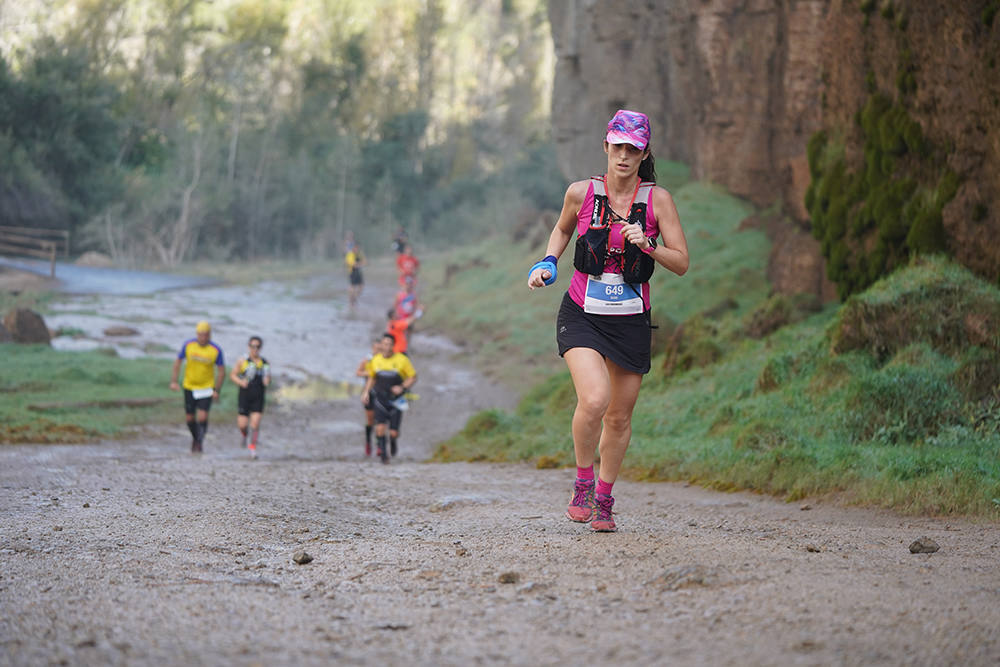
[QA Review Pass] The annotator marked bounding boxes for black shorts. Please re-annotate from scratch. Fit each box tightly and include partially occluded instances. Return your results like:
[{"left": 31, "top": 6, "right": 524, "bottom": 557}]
[
  {"left": 556, "top": 292, "right": 652, "bottom": 375},
  {"left": 349, "top": 267, "right": 364, "bottom": 286},
  {"left": 183, "top": 389, "right": 213, "bottom": 415},
  {"left": 364, "top": 389, "right": 375, "bottom": 412},
  {"left": 371, "top": 392, "right": 403, "bottom": 430},
  {"left": 238, "top": 389, "right": 265, "bottom": 416}
]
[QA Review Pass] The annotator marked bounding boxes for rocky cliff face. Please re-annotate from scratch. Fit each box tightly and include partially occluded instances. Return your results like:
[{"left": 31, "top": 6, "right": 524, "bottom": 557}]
[{"left": 549, "top": 0, "right": 999, "bottom": 296}]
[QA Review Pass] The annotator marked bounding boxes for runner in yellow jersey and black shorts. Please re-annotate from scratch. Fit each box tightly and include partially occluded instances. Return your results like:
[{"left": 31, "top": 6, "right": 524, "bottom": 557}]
[
  {"left": 169, "top": 321, "right": 226, "bottom": 453},
  {"left": 361, "top": 332, "right": 417, "bottom": 464}
]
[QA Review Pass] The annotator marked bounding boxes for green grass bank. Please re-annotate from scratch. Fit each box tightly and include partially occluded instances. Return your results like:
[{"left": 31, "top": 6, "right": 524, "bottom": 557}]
[
  {"left": 419, "top": 162, "right": 1000, "bottom": 518},
  {"left": 1, "top": 344, "right": 241, "bottom": 443}
]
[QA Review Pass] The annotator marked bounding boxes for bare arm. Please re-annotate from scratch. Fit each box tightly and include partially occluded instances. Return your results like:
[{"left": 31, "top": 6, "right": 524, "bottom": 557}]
[
  {"left": 169, "top": 358, "right": 182, "bottom": 391},
  {"left": 229, "top": 360, "right": 247, "bottom": 388},
  {"left": 362, "top": 375, "right": 374, "bottom": 405},
  {"left": 527, "top": 180, "right": 588, "bottom": 289},
  {"left": 214, "top": 365, "right": 225, "bottom": 398}
]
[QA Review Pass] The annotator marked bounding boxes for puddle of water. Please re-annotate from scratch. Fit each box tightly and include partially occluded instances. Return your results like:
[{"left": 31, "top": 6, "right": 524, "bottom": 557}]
[
  {"left": 44, "top": 276, "right": 378, "bottom": 388},
  {"left": 275, "top": 379, "right": 358, "bottom": 402},
  {"left": 0, "top": 257, "right": 218, "bottom": 294}
]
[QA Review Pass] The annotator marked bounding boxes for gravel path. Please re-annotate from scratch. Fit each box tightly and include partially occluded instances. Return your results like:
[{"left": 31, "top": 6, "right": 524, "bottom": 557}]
[{"left": 2, "top": 270, "right": 999, "bottom": 665}]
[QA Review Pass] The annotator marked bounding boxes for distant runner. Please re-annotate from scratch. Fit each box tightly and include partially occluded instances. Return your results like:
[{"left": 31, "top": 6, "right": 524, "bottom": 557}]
[
  {"left": 345, "top": 239, "right": 366, "bottom": 309},
  {"left": 386, "top": 309, "right": 412, "bottom": 355},
  {"left": 230, "top": 336, "right": 271, "bottom": 459},
  {"left": 169, "top": 321, "right": 226, "bottom": 453},
  {"left": 393, "top": 278, "right": 422, "bottom": 321},
  {"left": 361, "top": 333, "right": 417, "bottom": 464},
  {"left": 396, "top": 244, "right": 420, "bottom": 288},
  {"left": 391, "top": 225, "right": 409, "bottom": 254}
]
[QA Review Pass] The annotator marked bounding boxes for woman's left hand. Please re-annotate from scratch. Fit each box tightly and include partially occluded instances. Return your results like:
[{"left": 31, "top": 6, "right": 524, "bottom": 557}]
[{"left": 622, "top": 223, "right": 649, "bottom": 250}]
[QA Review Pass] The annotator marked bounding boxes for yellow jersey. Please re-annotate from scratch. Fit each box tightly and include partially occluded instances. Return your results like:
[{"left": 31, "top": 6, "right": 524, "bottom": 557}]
[
  {"left": 369, "top": 352, "right": 416, "bottom": 394},
  {"left": 177, "top": 339, "right": 224, "bottom": 390}
]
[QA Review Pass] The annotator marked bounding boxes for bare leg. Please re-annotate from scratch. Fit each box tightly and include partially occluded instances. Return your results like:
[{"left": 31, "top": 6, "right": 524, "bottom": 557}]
[
  {"left": 596, "top": 359, "right": 642, "bottom": 484},
  {"left": 563, "top": 347, "right": 611, "bottom": 469}
]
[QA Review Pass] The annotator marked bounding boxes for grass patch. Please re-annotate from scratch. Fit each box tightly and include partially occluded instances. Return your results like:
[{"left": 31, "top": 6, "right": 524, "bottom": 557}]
[
  {"left": 0, "top": 344, "right": 237, "bottom": 443},
  {"left": 0, "top": 289, "right": 58, "bottom": 315}
]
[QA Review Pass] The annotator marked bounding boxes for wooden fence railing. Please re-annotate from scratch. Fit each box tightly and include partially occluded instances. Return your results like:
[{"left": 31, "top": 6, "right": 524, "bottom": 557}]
[{"left": 0, "top": 226, "right": 70, "bottom": 277}]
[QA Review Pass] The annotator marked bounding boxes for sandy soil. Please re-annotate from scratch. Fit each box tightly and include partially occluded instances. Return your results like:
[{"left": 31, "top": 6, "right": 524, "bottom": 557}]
[{"left": 2, "top": 268, "right": 1000, "bottom": 666}]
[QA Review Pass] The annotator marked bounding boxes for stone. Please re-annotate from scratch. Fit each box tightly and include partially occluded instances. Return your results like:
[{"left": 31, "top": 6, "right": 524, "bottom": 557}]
[
  {"left": 74, "top": 251, "right": 114, "bottom": 268},
  {"left": 909, "top": 537, "right": 940, "bottom": 554},
  {"left": 2, "top": 309, "right": 50, "bottom": 344},
  {"left": 498, "top": 571, "right": 520, "bottom": 584},
  {"left": 103, "top": 326, "right": 140, "bottom": 337},
  {"left": 292, "top": 551, "right": 313, "bottom": 565}
]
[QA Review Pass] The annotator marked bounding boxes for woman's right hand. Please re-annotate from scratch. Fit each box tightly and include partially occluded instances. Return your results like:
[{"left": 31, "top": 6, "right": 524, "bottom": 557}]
[{"left": 527, "top": 267, "right": 552, "bottom": 290}]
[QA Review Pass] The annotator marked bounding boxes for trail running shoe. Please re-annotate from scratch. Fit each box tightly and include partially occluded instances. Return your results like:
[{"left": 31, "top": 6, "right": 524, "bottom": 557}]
[
  {"left": 248, "top": 443, "right": 257, "bottom": 460},
  {"left": 365, "top": 441, "right": 371, "bottom": 457},
  {"left": 590, "top": 493, "right": 617, "bottom": 532},
  {"left": 565, "top": 478, "right": 596, "bottom": 522},
  {"left": 390, "top": 439, "right": 397, "bottom": 457},
  {"left": 191, "top": 440, "right": 203, "bottom": 454},
  {"left": 378, "top": 447, "right": 389, "bottom": 464}
]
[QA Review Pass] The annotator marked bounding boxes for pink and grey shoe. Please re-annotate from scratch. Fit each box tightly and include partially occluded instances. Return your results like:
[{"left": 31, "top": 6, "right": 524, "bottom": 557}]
[
  {"left": 590, "top": 493, "right": 617, "bottom": 532},
  {"left": 565, "top": 478, "right": 596, "bottom": 522}
]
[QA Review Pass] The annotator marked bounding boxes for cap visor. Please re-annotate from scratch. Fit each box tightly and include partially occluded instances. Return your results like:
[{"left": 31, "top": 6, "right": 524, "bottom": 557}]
[{"left": 606, "top": 131, "right": 647, "bottom": 149}]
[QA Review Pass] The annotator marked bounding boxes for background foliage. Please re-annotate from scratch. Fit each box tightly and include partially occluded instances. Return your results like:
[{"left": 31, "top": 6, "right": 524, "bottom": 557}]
[{"left": 0, "top": 0, "right": 562, "bottom": 264}]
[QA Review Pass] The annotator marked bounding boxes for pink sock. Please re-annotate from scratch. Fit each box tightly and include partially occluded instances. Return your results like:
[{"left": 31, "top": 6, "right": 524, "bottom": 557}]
[
  {"left": 596, "top": 478, "right": 613, "bottom": 496},
  {"left": 576, "top": 465, "right": 594, "bottom": 481}
]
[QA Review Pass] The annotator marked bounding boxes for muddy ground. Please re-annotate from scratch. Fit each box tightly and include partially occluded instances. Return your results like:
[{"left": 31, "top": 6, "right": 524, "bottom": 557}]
[{"left": 2, "top": 266, "right": 1000, "bottom": 666}]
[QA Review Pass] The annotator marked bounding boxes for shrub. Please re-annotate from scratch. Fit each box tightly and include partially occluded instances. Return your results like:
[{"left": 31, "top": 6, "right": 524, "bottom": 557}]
[{"left": 846, "top": 363, "right": 962, "bottom": 444}]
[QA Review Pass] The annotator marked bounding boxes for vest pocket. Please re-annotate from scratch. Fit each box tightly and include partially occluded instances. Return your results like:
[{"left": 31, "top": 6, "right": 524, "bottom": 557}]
[{"left": 573, "top": 226, "right": 609, "bottom": 276}]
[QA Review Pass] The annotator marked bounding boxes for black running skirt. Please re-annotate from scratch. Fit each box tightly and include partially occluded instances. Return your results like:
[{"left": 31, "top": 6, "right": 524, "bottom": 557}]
[{"left": 556, "top": 292, "right": 652, "bottom": 375}]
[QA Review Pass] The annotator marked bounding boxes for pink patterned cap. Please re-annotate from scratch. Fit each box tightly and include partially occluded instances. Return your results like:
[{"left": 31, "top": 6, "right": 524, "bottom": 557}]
[{"left": 606, "top": 109, "right": 651, "bottom": 150}]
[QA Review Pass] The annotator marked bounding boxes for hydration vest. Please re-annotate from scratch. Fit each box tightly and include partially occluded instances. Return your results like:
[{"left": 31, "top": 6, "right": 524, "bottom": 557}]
[{"left": 573, "top": 177, "right": 656, "bottom": 284}]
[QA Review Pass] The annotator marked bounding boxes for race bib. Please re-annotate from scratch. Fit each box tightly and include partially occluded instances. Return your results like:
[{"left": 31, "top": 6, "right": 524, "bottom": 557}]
[
  {"left": 191, "top": 387, "right": 214, "bottom": 399},
  {"left": 584, "top": 273, "right": 644, "bottom": 315}
]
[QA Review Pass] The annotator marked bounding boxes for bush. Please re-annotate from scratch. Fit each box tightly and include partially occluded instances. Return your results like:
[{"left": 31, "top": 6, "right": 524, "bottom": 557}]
[{"left": 846, "top": 363, "right": 962, "bottom": 444}]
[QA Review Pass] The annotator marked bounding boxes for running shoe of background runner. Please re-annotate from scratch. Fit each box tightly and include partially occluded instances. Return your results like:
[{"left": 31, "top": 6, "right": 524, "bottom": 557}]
[{"left": 248, "top": 443, "right": 257, "bottom": 460}]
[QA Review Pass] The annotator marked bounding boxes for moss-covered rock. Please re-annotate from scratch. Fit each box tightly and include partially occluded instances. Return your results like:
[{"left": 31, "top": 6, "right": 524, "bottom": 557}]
[{"left": 806, "top": 94, "right": 961, "bottom": 299}]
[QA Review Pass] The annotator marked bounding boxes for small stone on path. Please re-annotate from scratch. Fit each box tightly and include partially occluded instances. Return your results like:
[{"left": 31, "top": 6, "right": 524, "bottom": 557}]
[
  {"left": 292, "top": 551, "right": 313, "bottom": 565},
  {"left": 909, "top": 537, "right": 940, "bottom": 554}
]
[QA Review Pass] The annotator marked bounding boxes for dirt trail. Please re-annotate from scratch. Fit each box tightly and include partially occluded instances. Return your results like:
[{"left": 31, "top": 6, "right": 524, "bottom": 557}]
[{"left": 2, "top": 270, "right": 1000, "bottom": 665}]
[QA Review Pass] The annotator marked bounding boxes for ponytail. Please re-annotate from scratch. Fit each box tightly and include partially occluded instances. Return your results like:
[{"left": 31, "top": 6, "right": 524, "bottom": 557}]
[{"left": 638, "top": 150, "right": 657, "bottom": 183}]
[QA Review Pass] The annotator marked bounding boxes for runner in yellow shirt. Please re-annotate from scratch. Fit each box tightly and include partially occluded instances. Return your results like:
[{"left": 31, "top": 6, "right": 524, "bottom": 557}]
[
  {"left": 345, "top": 240, "right": 366, "bottom": 310},
  {"left": 169, "top": 321, "right": 226, "bottom": 453},
  {"left": 361, "top": 332, "right": 417, "bottom": 464}
]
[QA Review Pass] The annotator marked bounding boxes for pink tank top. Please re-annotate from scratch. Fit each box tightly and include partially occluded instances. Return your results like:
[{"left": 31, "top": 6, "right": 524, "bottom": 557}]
[{"left": 568, "top": 177, "right": 658, "bottom": 311}]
